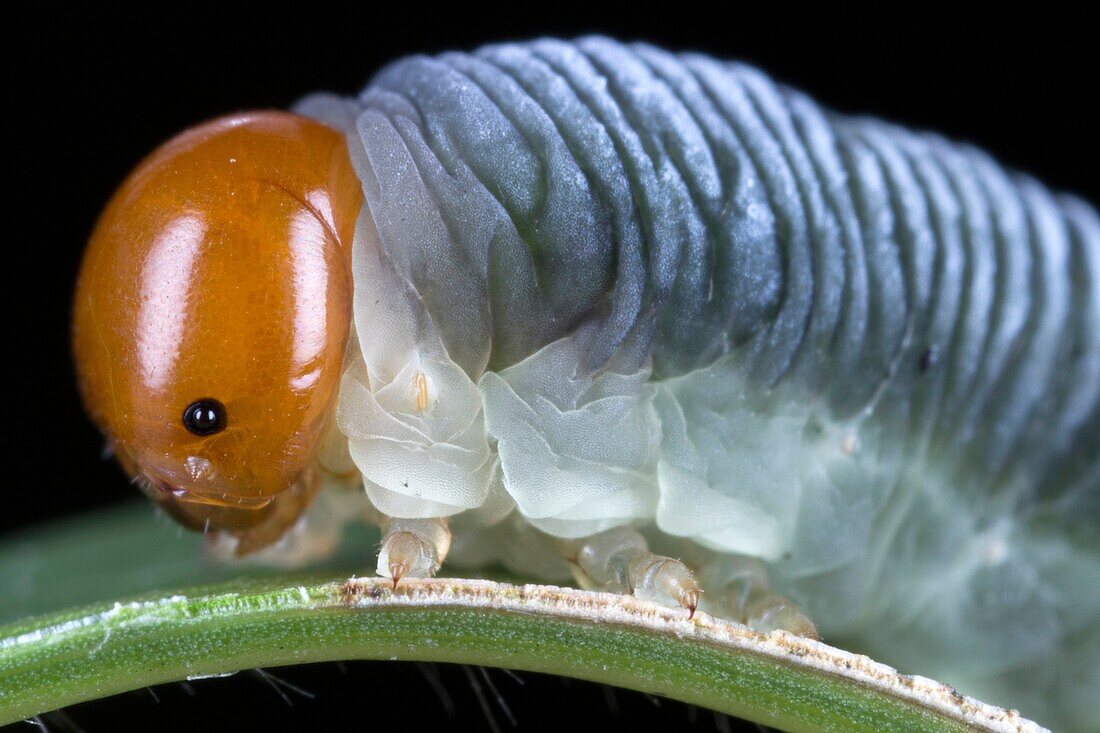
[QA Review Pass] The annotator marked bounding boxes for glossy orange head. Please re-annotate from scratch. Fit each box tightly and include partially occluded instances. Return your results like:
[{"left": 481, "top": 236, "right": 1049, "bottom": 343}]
[{"left": 73, "top": 112, "right": 362, "bottom": 545}]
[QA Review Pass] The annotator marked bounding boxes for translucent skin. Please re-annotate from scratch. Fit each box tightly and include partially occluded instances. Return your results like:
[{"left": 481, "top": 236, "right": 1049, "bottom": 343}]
[{"left": 72, "top": 112, "right": 362, "bottom": 551}]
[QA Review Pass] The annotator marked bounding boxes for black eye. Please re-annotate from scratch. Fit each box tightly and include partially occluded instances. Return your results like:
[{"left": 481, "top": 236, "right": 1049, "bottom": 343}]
[{"left": 182, "top": 398, "right": 227, "bottom": 436}]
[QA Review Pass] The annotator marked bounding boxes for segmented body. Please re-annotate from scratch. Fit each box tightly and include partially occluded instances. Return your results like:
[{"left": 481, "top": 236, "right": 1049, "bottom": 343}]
[{"left": 296, "top": 38, "right": 1098, "bottom": 730}]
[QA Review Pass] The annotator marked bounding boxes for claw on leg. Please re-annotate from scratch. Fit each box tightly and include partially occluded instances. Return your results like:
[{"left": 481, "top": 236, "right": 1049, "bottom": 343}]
[
  {"left": 376, "top": 517, "right": 451, "bottom": 587},
  {"left": 558, "top": 527, "right": 701, "bottom": 616},
  {"left": 381, "top": 530, "right": 431, "bottom": 587},
  {"left": 630, "top": 555, "right": 701, "bottom": 617}
]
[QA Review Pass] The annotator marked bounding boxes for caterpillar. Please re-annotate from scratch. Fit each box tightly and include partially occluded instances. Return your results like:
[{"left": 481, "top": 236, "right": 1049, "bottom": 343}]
[{"left": 71, "top": 37, "right": 1099, "bottom": 731}]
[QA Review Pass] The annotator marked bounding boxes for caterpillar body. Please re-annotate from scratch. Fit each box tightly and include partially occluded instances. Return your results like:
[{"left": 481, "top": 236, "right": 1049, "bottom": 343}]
[{"left": 72, "top": 38, "right": 1099, "bottom": 731}]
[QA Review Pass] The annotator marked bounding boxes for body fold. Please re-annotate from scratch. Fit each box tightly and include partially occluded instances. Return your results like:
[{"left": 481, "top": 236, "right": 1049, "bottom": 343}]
[{"left": 297, "top": 37, "right": 1099, "bottom": 730}]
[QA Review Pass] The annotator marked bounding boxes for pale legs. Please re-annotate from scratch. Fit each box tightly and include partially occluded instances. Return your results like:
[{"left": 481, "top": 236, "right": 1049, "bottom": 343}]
[
  {"left": 697, "top": 554, "right": 818, "bottom": 638},
  {"left": 376, "top": 516, "right": 452, "bottom": 587},
  {"left": 370, "top": 513, "right": 814, "bottom": 638},
  {"left": 555, "top": 526, "right": 701, "bottom": 616},
  {"left": 374, "top": 518, "right": 698, "bottom": 614}
]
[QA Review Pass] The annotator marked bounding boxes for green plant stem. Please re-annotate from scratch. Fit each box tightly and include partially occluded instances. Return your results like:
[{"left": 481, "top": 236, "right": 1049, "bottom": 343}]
[{"left": 0, "top": 576, "right": 1034, "bottom": 732}]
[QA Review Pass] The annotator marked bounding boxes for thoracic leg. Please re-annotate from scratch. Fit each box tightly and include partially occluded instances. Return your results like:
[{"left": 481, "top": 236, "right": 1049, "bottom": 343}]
[
  {"left": 376, "top": 516, "right": 452, "bottom": 587},
  {"left": 555, "top": 526, "right": 701, "bottom": 616},
  {"left": 698, "top": 554, "right": 818, "bottom": 638}
]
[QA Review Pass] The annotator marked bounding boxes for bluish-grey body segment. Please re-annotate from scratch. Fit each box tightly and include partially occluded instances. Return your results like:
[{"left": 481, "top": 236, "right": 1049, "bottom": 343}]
[
  {"left": 305, "top": 37, "right": 1099, "bottom": 731},
  {"left": 362, "top": 37, "right": 1098, "bottom": 510}
]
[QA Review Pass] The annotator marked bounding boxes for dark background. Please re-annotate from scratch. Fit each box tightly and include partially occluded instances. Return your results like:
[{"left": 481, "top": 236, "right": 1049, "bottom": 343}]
[{"left": 8, "top": 5, "right": 1097, "bottom": 731}]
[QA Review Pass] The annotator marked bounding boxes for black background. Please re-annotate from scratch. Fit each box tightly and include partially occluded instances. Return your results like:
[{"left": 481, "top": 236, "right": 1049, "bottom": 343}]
[{"left": 8, "top": 4, "right": 1097, "bottom": 731}]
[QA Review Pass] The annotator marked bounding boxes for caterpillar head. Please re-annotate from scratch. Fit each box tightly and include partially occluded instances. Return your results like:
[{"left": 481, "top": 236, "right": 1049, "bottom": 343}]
[{"left": 72, "top": 112, "right": 361, "bottom": 547}]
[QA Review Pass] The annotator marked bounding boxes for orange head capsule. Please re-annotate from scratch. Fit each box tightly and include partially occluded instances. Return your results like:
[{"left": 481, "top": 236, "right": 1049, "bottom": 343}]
[{"left": 72, "top": 112, "right": 362, "bottom": 550}]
